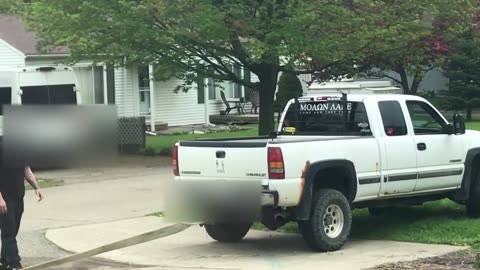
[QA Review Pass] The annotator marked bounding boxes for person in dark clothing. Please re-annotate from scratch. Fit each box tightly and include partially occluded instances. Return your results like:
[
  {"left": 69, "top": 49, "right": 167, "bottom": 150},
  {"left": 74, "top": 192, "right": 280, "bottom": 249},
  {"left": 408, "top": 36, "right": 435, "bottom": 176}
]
[{"left": 0, "top": 166, "right": 43, "bottom": 270}]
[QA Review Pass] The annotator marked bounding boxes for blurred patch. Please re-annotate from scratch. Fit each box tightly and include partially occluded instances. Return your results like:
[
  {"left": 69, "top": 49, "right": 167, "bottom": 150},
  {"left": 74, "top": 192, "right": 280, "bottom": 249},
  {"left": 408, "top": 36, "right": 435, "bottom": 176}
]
[
  {"left": 1, "top": 105, "right": 118, "bottom": 169},
  {"left": 164, "top": 180, "right": 262, "bottom": 224}
]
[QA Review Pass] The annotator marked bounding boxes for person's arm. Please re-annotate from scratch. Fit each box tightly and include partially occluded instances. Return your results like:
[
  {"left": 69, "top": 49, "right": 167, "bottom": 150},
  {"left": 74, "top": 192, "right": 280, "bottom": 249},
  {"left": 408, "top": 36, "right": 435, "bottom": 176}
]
[
  {"left": 24, "top": 166, "right": 43, "bottom": 202},
  {"left": 0, "top": 192, "right": 7, "bottom": 214}
]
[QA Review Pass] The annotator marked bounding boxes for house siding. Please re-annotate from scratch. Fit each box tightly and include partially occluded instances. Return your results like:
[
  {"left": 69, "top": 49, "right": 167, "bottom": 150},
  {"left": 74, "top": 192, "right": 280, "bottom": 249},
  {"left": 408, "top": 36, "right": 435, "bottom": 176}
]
[
  {"left": 154, "top": 79, "right": 208, "bottom": 126},
  {"left": 0, "top": 40, "right": 25, "bottom": 68},
  {"left": 114, "top": 67, "right": 136, "bottom": 117}
]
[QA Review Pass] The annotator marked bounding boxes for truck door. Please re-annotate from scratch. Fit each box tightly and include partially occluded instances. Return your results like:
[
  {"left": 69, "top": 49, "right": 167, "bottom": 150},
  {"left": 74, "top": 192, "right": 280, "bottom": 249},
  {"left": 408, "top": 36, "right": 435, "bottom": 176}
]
[
  {"left": 405, "top": 101, "right": 465, "bottom": 191},
  {"left": 378, "top": 101, "right": 417, "bottom": 194}
]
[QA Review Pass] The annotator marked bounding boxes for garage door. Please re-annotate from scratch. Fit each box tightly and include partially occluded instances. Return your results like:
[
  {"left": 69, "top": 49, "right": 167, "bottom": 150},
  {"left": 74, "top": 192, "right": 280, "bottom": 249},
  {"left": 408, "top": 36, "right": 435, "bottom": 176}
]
[
  {"left": 21, "top": 84, "right": 77, "bottom": 105},
  {"left": 0, "top": 87, "right": 11, "bottom": 115}
]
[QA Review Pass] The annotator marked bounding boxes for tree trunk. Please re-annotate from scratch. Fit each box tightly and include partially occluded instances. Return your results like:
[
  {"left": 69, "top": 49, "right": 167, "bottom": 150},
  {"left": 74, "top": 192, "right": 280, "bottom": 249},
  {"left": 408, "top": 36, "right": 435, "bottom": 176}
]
[
  {"left": 255, "top": 65, "right": 279, "bottom": 135},
  {"left": 397, "top": 66, "right": 411, "bottom": 94},
  {"left": 467, "top": 106, "right": 472, "bottom": 121},
  {"left": 410, "top": 73, "right": 422, "bottom": 95}
]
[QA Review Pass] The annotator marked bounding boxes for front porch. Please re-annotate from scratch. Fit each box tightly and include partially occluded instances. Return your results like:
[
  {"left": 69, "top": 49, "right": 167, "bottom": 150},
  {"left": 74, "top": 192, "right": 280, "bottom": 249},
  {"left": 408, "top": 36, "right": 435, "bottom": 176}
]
[
  {"left": 145, "top": 119, "right": 169, "bottom": 131},
  {"left": 209, "top": 113, "right": 259, "bottom": 125}
]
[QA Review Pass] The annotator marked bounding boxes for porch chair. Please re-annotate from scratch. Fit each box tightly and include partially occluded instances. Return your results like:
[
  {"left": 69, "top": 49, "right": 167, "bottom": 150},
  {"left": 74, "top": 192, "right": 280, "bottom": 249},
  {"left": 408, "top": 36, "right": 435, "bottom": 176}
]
[{"left": 220, "top": 90, "right": 239, "bottom": 115}]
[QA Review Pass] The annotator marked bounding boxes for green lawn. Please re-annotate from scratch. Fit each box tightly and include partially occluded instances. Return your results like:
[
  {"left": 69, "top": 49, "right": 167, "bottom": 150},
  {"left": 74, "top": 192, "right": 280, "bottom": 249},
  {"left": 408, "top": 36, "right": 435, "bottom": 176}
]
[
  {"left": 144, "top": 125, "right": 259, "bottom": 155},
  {"left": 467, "top": 121, "right": 480, "bottom": 131}
]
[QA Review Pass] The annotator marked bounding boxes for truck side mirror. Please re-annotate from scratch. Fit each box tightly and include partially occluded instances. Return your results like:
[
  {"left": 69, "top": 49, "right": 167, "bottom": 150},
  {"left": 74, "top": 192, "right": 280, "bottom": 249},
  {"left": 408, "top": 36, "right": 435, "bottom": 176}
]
[
  {"left": 452, "top": 113, "right": 466, "bottom": 135},
  {"left": 445, "top": 123, "right": 455, "bottom": 135}
]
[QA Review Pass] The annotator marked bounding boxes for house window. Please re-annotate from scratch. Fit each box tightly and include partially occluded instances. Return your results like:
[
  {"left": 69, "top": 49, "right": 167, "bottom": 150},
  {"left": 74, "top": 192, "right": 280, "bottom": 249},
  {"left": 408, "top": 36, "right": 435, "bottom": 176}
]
[
  {"left": 197, "top": 76, "right": 205, "bottom": 104},
  {"left": 106, "top": 64, "right": 116, "bottom": 105},
  {"left": 244, "top": 69, "right": 252, "bottom": 102},
  {"left": 138, "top": 66, "right": 151, "bottom": 115},
  {"left": 233, "top": 64, "right": 242, "bottom": 98},
  {"left": 208, "top": 77, "right": 216, "bottom": 100},
  {"left": 93, "top": 66, "right": 104, "bottom": 104},
  {"left": 206, "top": 64, "right": 245, "bottom": 100}
]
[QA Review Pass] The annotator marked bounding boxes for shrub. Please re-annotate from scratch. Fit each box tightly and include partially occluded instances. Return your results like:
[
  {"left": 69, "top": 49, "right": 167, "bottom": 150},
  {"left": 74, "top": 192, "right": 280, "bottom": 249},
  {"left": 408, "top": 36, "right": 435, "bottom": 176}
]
[
  {"left": 143, "top": 147, "right": 156, "bottom": 156},
  {"left": 274, "top": 72, "right": 303, "bottom": 112}
]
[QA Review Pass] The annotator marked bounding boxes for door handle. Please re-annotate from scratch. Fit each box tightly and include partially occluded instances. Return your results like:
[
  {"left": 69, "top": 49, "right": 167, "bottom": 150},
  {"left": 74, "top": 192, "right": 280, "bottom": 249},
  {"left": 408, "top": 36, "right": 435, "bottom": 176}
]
[
  {"left": 417, "top": 143, "right": 427, "bottom": 151},
  {"left": 216, "top": 151, "right": 226, "bottom": 159}
]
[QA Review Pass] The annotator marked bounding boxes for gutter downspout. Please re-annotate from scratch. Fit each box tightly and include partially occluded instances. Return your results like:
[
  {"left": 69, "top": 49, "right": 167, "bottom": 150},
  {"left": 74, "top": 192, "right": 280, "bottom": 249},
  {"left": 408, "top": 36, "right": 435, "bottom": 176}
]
[
  {"left": 204, "top": 77, "right": 210, "bottom": 127},
  {"left": 103, "top": 65, "right": 108, "bottom": 105},
  {"left": 15, "top": 71, "right": 21, "bottom": 104},
  {"left": 123, "top": 57, "right": 128, "bottom": 117}
]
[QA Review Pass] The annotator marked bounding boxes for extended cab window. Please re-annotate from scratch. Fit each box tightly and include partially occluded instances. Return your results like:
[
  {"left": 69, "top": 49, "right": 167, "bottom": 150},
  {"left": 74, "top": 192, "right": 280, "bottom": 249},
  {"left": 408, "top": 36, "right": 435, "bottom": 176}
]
[
  {"left": 281, "top": 100, "right": 371, "bottom": 136},
  {"left": 406, "top": 101, "right": 447, "bottom": 135},
  {"left": 378, "top": 101, "right": 407, "bottom": 136}
]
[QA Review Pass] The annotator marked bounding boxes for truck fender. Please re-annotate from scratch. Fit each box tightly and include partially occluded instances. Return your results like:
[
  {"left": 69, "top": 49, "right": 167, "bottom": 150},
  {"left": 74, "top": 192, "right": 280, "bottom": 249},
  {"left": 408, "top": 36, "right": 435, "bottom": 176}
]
[
  {"left": 453, "top": 147, "right": 480, "bottom": 201},
  {"left": 295, "top": 159, "right": 357, "bottom": 220}
]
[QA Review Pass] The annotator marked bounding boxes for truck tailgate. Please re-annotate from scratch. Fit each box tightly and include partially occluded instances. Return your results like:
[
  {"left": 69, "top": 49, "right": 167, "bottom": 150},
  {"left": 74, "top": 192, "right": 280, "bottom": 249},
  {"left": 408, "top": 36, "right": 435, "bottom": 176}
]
[{"left": 177, "top": 140, "right": 269, "bottom": 183}]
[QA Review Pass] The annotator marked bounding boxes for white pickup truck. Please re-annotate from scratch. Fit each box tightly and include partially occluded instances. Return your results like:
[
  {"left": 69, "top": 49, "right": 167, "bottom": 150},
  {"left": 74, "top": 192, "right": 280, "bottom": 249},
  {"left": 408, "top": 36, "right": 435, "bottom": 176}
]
[{"left": 172, "top": 94, "right": 480, "bottom": 252}]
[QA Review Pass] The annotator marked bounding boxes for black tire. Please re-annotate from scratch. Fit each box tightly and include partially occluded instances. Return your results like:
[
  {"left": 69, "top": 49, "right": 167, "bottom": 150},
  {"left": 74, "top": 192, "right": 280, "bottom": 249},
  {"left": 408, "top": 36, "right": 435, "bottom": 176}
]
[
  {"left": 204, "top": 223, "right": 251, "bottom": 242},
  {"left": 466, "top": 171, "right": 480, "bottom": 218},
  {"left": 298, "top": 189, "right": 352, "bottom": 252}
]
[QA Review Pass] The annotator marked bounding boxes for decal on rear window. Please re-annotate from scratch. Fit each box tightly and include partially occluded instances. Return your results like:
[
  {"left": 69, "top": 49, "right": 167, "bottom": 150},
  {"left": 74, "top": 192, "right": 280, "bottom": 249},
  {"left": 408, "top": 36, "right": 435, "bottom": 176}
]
[
  {"left": 281, "top": 101, "right": 371, "bottom": 136},
  {"left": 299, "top": 102, "right": 353, "bottom": 115}
]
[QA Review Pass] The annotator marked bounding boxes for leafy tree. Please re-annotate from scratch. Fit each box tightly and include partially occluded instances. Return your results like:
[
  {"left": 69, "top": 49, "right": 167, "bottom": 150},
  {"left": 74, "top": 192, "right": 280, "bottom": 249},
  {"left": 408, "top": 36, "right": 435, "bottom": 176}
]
[
  {"left": 444, "top": 30, "right": 480, "bottom": 121},
  {"left": 274, "top": 72, "right": 303, "bottom": 112},
  {"left": 20, "top": 0, "right": 472, "bottom": 134},
  {"left": 352, "top": 0, "right": 477, "bottom": 95}
]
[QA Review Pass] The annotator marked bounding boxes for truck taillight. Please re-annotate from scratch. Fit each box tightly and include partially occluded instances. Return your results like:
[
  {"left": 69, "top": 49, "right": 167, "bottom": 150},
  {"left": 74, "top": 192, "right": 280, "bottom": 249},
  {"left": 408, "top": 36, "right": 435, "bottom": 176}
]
[
  {"left": 268, "top": 147, "right": 285, "bottom": 179},
  {"left": 172, "top": 145, "right": 179, "bottom": 176}
]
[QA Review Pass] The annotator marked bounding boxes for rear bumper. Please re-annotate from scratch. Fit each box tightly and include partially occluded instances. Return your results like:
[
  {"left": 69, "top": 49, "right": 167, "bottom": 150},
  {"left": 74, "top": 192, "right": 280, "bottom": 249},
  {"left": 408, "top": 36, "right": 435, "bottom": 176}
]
[{"left": 261, "top": 190, "right": 279, "bottom": 206}]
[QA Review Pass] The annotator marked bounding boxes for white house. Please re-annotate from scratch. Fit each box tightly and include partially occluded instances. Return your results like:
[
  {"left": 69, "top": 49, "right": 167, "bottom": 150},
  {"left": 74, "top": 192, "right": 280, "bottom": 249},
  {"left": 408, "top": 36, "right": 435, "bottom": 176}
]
[
  {"left": 0, "top": 16, "right": 78, "bottom": 105},
  {"left": 0, "top": 15, "right": 313, "bottom": 131}
]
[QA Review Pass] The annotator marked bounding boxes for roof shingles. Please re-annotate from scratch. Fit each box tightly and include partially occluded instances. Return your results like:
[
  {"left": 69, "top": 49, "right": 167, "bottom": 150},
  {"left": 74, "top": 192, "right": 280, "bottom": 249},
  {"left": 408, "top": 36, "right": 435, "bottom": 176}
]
[{"left": 0, "top": 15, "right": 69, "bottom": 55}]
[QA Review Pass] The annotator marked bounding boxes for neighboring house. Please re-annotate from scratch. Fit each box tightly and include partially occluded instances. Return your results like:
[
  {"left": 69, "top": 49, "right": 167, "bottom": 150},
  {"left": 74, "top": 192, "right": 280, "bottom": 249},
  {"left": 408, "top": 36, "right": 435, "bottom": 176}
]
[
  {"left": 305, "top": 68, "right": 449, "bottom": 96},
  {"left": 0, "top": 15, "right": 78, "bottom": 107},
  {"left": 0, "top": 15, "right": 313, "bottom": 131},
  {"left": 382, "top": 68, "right": 450, "bottom": 93}
]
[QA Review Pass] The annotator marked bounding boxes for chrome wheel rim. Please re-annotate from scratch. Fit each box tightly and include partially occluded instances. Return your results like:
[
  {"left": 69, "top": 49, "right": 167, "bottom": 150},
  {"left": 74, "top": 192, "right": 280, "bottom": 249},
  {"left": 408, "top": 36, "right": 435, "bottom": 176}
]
[{"left": 323, "top": 204, "right": 344, "bottom": 238}]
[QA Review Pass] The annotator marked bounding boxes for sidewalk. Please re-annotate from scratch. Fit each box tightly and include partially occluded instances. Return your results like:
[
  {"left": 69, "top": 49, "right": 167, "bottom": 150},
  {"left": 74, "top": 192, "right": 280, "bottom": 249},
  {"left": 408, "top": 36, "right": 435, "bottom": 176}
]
[{"left": 46, "top": 217, "right": 466, "bottom": 270}]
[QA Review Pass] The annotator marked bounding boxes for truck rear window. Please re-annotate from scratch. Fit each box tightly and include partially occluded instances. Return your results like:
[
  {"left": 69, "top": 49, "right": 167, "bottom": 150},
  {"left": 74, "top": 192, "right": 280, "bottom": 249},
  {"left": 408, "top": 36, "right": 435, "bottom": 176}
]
[{"left": 280, "top": 100, "right": 371, "bottom": 136}]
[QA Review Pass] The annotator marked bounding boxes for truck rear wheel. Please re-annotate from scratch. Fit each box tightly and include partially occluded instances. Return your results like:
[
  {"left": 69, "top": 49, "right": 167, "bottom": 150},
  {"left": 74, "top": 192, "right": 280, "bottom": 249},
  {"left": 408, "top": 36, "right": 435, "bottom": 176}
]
[
  {"left": 204, "top": 223, "right": 251, "bottom": 242},
  {"left": 466, "top": 171, "right": 480, "bottom": 218},
  {"left": 298, "top": 189, "right": 352, "bottom": 252}
]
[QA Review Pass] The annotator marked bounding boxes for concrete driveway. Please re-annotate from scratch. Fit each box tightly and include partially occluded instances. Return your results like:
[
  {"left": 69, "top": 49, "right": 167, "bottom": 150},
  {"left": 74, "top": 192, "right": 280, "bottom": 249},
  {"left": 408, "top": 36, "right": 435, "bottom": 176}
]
[
  {"left": 19, "top": 156, "right": 171, "bottom": 268},
  {"left": 18, "top": 155, "right": 466, "bottom": 269},
  {"left": 45, "top": 217, "right": 464, "bottom": 270}
]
